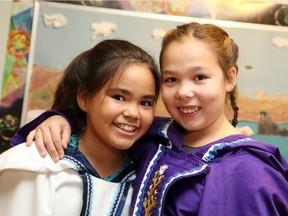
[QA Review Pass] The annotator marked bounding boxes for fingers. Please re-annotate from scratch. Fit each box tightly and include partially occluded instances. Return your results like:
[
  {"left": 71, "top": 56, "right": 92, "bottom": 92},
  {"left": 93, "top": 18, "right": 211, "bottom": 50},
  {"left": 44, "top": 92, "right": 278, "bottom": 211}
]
[
  {"left": 49, "top": 124, "right": 66, "bottom": 160},
  {"left": 45, "top": 123, "right": 66, "bottom": 162},
  {"left": 61, "top": 125, "right": 72, "bottom": 149},
  {"left": 26, "top": 129, "right": 48, "bottom": 158},
  {"left": 26, "top": 130, "right": 36, "bottom": 147},
  {"left": 34, "top": 128, "right": 49, "bottom": 158},
  {"left": 24, "top": 115, "right": 72, "bottom": 163}
]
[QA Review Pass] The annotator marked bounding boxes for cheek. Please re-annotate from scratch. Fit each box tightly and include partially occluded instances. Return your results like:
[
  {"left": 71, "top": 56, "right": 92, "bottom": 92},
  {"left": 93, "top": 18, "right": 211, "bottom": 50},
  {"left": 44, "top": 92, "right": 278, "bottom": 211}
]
[
  {"left": 204, "top": 81, "right": 227, "bottom": 98},
  {"left": 203, "top": 88, "right": 227, "bottom": 106},
  {"left": 140, "top": 110, "right": 154, "bottom": 130},
  {"left": 161, "top": 87, "right": 174, "bottom": 104}
]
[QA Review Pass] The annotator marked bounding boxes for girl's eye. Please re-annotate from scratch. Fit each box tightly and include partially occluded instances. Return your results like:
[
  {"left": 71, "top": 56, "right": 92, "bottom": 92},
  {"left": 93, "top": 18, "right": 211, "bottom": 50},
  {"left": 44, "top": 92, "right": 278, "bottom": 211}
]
[
  {"left": 195, "top": 75, "right": 206, "bottom": 81},
  {"left": 164, "top": 77, "right": 178, "bottom": 83},
  {"left": 141, "top": 101, "right": 153, "bottom": 107},
  {"left": 113, "top": 95, "right": 125, "bottom": 101}
]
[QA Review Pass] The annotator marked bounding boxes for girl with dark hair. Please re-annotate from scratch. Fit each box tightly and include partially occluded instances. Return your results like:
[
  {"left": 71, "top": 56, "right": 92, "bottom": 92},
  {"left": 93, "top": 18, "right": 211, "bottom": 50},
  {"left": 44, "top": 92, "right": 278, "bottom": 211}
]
[{"left": 0, "top": 39, "right": 160, "bottom": 216}]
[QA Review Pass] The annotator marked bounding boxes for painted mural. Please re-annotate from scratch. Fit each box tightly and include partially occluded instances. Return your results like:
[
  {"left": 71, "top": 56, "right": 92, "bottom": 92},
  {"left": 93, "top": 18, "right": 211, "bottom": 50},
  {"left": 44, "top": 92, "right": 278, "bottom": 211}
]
[{"left": 0, "top": 2, "right": 33, "bottom": 153}]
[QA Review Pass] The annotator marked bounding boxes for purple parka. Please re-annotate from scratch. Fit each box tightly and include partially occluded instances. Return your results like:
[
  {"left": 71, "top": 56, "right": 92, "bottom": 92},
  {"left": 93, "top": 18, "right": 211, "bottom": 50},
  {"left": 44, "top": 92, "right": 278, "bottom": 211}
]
[{"left": 129, "top": 117, "right": 288, "bottom": 215}]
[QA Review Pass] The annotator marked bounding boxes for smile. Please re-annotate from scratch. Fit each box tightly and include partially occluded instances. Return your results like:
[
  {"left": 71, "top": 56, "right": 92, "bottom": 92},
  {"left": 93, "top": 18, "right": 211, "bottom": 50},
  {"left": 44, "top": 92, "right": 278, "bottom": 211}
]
[
  {"left": 114, "top": 123, "right": 137, "bottom": 133},
  {"left": 178, "top": 106, "right": 200, "bottom": 114}
]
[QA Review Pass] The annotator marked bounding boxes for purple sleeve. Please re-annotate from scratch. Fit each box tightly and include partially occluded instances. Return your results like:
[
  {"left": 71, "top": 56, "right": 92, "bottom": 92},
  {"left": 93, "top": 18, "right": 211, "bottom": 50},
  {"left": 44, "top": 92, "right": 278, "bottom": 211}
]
[{"left": 10, "top": 110, "right": 73, "bottom": 146}]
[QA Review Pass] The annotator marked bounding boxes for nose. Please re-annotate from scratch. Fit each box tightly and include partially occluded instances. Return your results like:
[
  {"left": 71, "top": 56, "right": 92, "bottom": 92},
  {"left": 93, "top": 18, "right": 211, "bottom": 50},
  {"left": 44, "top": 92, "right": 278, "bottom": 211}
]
[
  {"left": 176, "top": 82, "right": 194, "bottom": 99},
  {"left": 122, "top": 104, "right": 140, "bottom": 119}
]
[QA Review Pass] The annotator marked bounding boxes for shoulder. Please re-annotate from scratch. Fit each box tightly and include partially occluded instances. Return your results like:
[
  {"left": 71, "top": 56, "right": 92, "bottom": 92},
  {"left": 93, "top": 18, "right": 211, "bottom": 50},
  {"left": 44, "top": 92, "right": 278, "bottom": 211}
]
[
  {"left": 204, "top": 135, "right": 287, "bottom": 165},
  {"left": 208, "top": 147, "right": 288, "bottom": 202},
  {"left": 0, "top": 142, "right": 42, "bottom": 166},
  {"left": 0, "top": 142, "right": 69, "bottom": 172},
  {"left": 209, "top": 137, "right": 288, "bottom": 183},
  {"left": 204, "top": 150, "right": 288, "bottom": 215},
  {"left": 203, "top": 135, "right": 288, "bottom": 179},
  {"left": 0, "top": 144, "right": 82, "bottom": 216}
]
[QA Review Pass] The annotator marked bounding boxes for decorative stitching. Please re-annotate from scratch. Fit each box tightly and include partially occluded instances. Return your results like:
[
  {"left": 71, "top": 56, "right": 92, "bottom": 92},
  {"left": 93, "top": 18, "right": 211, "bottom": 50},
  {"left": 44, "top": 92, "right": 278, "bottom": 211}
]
[
  {"left": 110, "top": 171, "right": 135, "bottom": 215},
  {"left": 63, "top": 155, "right": 87, "bottom": 172},
  {"left": 143, "top": 165, "right": 168, "bottom": 216},
  {"left": 84, "top": 173, "right": 93, "bottom": 216},
  {"left": 202, "top": 138, "right": 252, "bottom": 162},
  {"left": 158, "top": 118, "right": 173, "bottom": 138},
  {"left": 133, "top": 145, "right": 165, "bottom": 215}
]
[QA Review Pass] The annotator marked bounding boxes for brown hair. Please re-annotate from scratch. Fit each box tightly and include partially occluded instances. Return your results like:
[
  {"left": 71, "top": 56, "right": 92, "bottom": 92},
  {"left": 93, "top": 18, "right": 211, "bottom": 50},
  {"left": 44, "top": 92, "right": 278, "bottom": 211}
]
[
  {"left": 159, "top": 22, "right": 239, "bottom": 126},
  {"left": 52, "top": 39, "right": 160, "bottom": 134}
]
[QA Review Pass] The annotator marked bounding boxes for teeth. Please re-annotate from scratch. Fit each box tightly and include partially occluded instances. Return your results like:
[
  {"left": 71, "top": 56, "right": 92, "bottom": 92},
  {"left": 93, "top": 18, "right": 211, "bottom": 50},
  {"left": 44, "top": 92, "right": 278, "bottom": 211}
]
[
  {"left": 179, "top": 107, "right": 199, "bottom": 114},
  {"left": 114, "top": 123, "right": 137, "bottom": 132}
]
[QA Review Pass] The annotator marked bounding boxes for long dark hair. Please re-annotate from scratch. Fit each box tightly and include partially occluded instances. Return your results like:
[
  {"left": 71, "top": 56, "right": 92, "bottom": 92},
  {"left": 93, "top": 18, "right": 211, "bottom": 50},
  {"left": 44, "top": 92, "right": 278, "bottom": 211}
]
[{"left": 52, "top": 39, "right": 160, "bottom": 134}]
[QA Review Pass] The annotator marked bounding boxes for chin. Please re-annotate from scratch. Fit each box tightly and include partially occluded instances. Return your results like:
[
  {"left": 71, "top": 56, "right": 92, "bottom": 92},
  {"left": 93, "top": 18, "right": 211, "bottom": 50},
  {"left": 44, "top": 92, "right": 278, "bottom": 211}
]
[{"left": 116, "top": 142, "right": 134, "bottom": 150}]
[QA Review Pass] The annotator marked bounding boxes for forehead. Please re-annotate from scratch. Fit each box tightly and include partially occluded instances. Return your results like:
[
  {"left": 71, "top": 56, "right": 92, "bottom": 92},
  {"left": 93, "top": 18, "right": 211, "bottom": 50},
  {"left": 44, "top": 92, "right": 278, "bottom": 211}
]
[
  {"left": 162, "top": 39, "right": 219, "bottom": 70},
  {"left": 166, "top": 38, "right": 214, "bottom": 57},
  {"left": 107, "top": 63, "right": 155, "bottom": 89}
]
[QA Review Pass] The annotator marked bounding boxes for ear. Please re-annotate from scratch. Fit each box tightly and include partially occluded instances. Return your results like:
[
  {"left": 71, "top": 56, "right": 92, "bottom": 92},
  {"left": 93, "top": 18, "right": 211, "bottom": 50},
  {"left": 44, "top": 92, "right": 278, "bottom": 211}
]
[
  {"left": 225, "top": 67, "right": 237, "bottom": 92},
  {"left": 77, "top": 88, "right": 88, "bottom": 112}
]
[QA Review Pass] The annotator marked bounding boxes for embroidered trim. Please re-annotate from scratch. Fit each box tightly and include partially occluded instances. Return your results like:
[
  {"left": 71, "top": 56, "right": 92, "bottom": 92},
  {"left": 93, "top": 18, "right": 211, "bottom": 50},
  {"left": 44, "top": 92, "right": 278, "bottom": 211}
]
[
  {"left": 83, "top": 172, "right": 93, "bottom": 216},
  {"left": 62, "top": 155, "right": 92, "bottom": 216},
  {"left": 143, "top": 165, "right": 168, "bottom": 215},
  {"left": 202, "top": 138, "right": 253, "bottom": 162},
  {"left": 133, "top": 144, "right": 165, "bottom": 215},
  {"left": 111, "top": 171, "right": 136, "bottom": 215},
  {"left": 157, "top": 164, "right": 207, "bottom": 214},
  {"left": 142, "top": 163, "right": 208, "bottom": 215},
  {"left": 63, "top": 155, "right": 87, "bottom": 172},
  {"left": 158, "top": 118, "right": 173, "bottom": 139}
]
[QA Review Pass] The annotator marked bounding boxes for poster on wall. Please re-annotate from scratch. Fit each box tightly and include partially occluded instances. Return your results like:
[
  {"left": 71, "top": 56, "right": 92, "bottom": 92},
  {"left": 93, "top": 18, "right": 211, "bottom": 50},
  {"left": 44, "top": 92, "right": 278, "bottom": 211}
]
[
  {"left": 15, "top": 1, "right": 288, "bottom": 159},
  {"left": 0, "top": 2, "right": 33, "bottom": 153}
]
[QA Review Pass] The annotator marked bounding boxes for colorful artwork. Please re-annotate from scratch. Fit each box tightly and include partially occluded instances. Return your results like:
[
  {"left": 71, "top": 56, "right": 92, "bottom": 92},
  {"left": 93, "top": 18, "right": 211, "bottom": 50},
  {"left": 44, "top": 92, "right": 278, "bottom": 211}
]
[
  {"left": 215, "top": 1, "right": 288, "bottom": 26},
  {"left": 53, "top": 0, "right": 288, "bottom": 26},
  {"left": 0, "top": 2, "right": 33, "bottom": 153},
  {"left": 27, "top": 65, "right": 62, "bottom": 111}
]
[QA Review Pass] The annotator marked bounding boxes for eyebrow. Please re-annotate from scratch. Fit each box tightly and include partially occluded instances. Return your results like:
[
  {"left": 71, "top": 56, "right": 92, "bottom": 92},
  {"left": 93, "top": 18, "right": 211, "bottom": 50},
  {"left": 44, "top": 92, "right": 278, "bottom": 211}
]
[
  {"left": 162, "top": 66, "right": 205, "bottom": 74},
  {"left": 107, "top": 87, "right": 156, "bottom": 100}
]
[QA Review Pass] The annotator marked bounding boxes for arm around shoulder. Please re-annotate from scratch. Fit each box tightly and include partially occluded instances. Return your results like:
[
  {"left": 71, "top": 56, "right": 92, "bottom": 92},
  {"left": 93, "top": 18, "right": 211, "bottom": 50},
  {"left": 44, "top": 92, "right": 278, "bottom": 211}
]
[{"left": 10, "top": 110, "right": 72, "bottom": 146}]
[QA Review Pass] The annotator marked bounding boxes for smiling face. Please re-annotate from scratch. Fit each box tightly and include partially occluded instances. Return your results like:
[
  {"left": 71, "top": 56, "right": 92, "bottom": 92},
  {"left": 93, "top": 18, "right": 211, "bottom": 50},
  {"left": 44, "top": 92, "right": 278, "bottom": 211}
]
[
  {"left": 161, "top": 38, "right": 236, "bottom": 134},
  {"left": 78, "top": 63, "right": 156, "bottom": 153}
]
